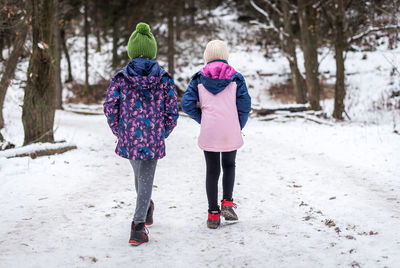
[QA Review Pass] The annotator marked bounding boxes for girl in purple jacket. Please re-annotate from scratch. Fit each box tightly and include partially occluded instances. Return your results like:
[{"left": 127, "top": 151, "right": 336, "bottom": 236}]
[
  {"left": 181, "top": 40, "right": 251, "bottom": 229},
  {"left": 104, "top": 23, "right": 179, "bottom": 245}
]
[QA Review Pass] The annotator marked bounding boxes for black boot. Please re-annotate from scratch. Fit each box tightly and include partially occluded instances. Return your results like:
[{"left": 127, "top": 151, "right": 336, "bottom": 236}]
[
  {"left": 129, "top": 222, "right": 149, "bottom": 246},
  {"left": 145, "top": 200, "right": 154, "bottom": 226}
]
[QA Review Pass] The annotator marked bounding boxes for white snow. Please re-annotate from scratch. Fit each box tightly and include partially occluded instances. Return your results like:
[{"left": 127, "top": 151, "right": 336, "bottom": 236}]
[
  {"left": 0, "top": 142, "right": 76, "bottom": 159},
  {"left": 0, "top": 110, "right": 399, "bottom": 267},
  {"left": 37, "top": 43, "right": 44, "bottom": 50}
]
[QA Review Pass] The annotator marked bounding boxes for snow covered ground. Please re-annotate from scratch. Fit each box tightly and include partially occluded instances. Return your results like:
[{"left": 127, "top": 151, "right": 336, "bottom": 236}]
[
  {"left": 1, "top": 11, "right": 399, "bottom": 267},
  {"left": 1, "top": 109, "right": 399, "bottom": 267}
]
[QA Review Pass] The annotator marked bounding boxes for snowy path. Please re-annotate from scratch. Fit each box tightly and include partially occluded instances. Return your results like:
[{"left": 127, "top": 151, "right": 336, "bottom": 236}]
[{"left": 1, "top": 111, "right": 399, "bottom": 267}]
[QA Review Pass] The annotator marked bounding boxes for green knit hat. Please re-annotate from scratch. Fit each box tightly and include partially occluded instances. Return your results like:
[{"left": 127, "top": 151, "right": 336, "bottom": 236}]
[{"left": 127, "top": 22, "right": 157, "bottom": 59}]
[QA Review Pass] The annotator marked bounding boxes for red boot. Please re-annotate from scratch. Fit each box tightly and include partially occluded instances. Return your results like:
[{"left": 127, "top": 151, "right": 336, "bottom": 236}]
[
  {"left": 129, "top": 222, "right": 149, "bottom": 246},
  {"left": 207, "top": 211, "right": 220, "bottom": 229}
]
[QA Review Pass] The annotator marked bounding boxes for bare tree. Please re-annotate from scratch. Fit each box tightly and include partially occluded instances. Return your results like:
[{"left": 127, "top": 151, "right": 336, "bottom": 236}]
[
  {"left": 60, "top": 26, "right": 73, "bottom": 82},
  {"left": 297, "top": 0, "right": 321, "bottom": 110},
  {"left": 388, "top": 0, "right": 399, "bottom": 49},
  {"left": 94, "top": 3, "right": 101, "bottom": 52},
  {"left": 321, "top": 0, "right": 400, "bottom": 119},
  {"left": 332, "top": 0, "right": 346, "bottom": 120},
  {"left": 189, "top": 0, "right": 196, "bottom": 26},
  {"left": 168, "top": 1, "right": 175, "bottom": 77},
  {"left": 0, "top": 24, "right": 28, "bottom": 133},
  {"left": 22, "top": 0, "right": 56, "bottom": 145},
  {"left": 280, "top": 0, "right": 307, "bottom": 104},
  {"left": 0, "top": 3, "right": 28, "bottom": 135},
  {"left": 110, "top": 3, "right": 120, "bottom": 68},
  {"left": 55, "top": 0, "right": 63, "bottom": 109},
  {"left": 84, "top": 0, "right": 90, "bottom": 93},
  {"left": 250, "top": 0, "right": 307, "bottom": 104}
]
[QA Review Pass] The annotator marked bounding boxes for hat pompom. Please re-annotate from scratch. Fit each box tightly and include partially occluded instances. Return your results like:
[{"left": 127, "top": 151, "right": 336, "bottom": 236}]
[{"left": 136, "top": 22, "right": 150, "bottom": 35}]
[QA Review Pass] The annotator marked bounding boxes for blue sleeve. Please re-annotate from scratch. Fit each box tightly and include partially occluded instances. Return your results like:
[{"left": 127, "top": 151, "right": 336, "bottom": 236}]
[
  {"left": 234, "top": 73, "right": 251, "bottom": 129},
  {"left": 181, "top": 74, "right": 202, "bottom": 124}
]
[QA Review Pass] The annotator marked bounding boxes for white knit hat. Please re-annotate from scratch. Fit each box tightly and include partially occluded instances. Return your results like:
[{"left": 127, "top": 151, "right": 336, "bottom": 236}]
[{"left": 203, "top": 40, "right": 229, "bottom": 63}]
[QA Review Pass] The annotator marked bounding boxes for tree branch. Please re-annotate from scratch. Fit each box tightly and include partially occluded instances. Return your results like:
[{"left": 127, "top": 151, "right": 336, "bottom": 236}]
[
  {"left": 250, "top": 0, "right": 272, "bottom": 20},
  {"left": 249, "top": 19, "right": 280, "bottom": 35},
  {"left": 281, "top": 0, "right": 297, "bottom": 11},
  {"left": 319, "top": 1, "right": 335, "bottom": 29},
  {"left": 262, "top": 0, "right": 283, "bottom": 16},
  {"left": 249, "top": 0, "right": 288, "bottom": 37},
  {"left": 348, "top": 25, "right": 400, "bottom": 44}
]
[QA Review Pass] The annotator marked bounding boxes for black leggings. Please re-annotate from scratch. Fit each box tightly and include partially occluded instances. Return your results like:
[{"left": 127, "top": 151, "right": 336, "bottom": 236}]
[{"left": 204, "top": 150, "right": 237, "bottom": 212}]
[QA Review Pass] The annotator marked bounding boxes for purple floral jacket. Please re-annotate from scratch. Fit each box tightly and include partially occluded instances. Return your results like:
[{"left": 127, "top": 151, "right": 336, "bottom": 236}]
[{"left": 103, "top": 58, "right": 179, "bottom": 160}]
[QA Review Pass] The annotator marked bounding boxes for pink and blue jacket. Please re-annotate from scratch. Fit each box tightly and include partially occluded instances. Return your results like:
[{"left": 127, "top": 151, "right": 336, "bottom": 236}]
[
  {"left": 181, "top": 60, "right": 251, "bottom": 152},
  {"left": 104, "top": 57, "right": 179, "bottom": 160}
]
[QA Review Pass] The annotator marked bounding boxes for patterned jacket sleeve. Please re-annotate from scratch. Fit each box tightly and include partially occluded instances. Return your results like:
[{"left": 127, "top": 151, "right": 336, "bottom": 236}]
[
  {"left": 234, "top": 73, "right": 252, "bottom": 129},
  {"left": 103, "top": 74, "right": 121, "bottom": 137},
  {"left": 163, "top": 75, "right": 179, "bottom": 138},
  {"left": 181, "top": 73, "right": 201, "bottom": 124}
]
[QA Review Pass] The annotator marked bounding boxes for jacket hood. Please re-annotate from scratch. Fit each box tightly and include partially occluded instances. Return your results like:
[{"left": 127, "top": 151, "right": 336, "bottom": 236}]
[
  {"left": 123, "top": 57, "right": 164, "bottom": 77},
  {"left": 198, "top": 60, "right": 236, "bottom": 95}
]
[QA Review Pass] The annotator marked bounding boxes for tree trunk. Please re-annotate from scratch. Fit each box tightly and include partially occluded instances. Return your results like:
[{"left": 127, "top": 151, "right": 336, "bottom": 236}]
[
  {"left": 298, "top": 0, "right": 321, "bottom": 110},
  {"left": 84, "top": 0, "right": 90, "bottom": 93},
  {"left": 60, "top": 27, "right": 73, "bottom": 82},
  {"left": 388, "top": 0, "right": 398, "bottom": 49},
  {"left": 111, "top": 2, "right": 119, "bottom": 69},
  {"left": 0, "top": 31, "right": 4, "bottom": 62},
  {"left": 0, "top": 23, "right": 28, "bottom": 130},
  {"left": 112, "top": 20, "right": 119, "bottom": 68},
  {"left": 94, "top": 3, "right": 101, "bottom": 52},
  {"left": 168, "top": 3, "right": 175, "bottom": 77},
  {"left": 55, "top": 0, "right": 63, "bottom": 109},
  {"left": 189, "top": 0, "right": 195, "bottom": 26},
  {"left": 333, "top": 0, "right": 346, "bottom": 120},
  {"left": 22, "top": 0, "right": 56, "bottom": 145},
  {"left": 176, "top": 1, "right": 182, "bottom": 41},
  {"left": 281, "top": 0, "right": 307, "bottom": 104},
  {"left": 289, "top": 60, "right": 307, "bottom": 104},
  {"left": 0, "top": 10, "right": 5, "bottom": 62}
]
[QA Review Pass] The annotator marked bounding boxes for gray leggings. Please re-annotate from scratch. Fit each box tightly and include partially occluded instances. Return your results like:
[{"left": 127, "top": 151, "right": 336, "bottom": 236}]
[{"left": 129, "top": 159, "right": 158, "bottom": 223}]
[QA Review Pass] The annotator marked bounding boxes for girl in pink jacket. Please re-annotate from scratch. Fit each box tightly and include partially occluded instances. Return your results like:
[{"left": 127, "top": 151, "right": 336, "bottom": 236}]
[{"left": 181, "top": 40, "right": 251, "bottom": 229}]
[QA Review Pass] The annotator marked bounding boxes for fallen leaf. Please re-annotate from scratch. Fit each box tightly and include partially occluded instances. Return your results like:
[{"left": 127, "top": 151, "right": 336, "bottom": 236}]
[
  {"left": 345, "top": 235, "right": 356, "bottom": 240},
  {"left": 324, "top": 219, "right": 336, "bottom": 227},
  {"left": 299, "top": 201, "right": 308, "bottom": 206}
]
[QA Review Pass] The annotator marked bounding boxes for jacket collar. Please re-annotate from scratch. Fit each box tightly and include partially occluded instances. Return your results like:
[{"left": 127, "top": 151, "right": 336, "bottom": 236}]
[
  {"left": 123, "top": 57, "right": 162, "bottom": 77},
  {"left": 206, "top": 59, "right": 228, "bottom": 65}
]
